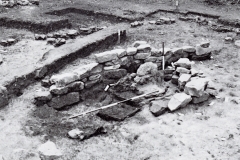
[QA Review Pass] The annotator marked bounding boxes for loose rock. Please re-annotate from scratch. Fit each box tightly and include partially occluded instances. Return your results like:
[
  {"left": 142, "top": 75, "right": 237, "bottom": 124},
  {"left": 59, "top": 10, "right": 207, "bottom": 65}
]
[
  {"left": 48, "top": 92, "right": 80, "bottom": 109},
  {"left": 126, "top": 47, "right": 137, "bottom": 55},
  {"left": 185, "top": 78, "right": 209, "bottom": 97},
  {"left": 38, "top": 141, "right": 62, "bottom": 160},
  {"left": 137, "top": 44, "right": 151, "bottom": 53},
  {"left": 174, "top": 58, "right": 192, "bottom": 69},
  {"left": 178, "top": 74, "right": 191, "bottom": 90},
  {"left": 103, "top": 69, "right": 127, "bottom": 79},
  {"left": 192, "top": 91, "right": 210, "bottom": 103},
  {"left": 168, "top": 93, "right": 192, "bottom": 111},
  {"left": 150, "top": 100, "right": 168, "bottom": 116},
  {"left": 50, "top": 85, "right": 68, "bottom": 95},
  {"left": 68, "top": 128, "right": 84, "bottom": 139},
  {"left": 0, "top": 86, "right": 8, "bottom": 108},
  {"left": 34, "top": 90, "right": 52, "bottom": 101},
  {"left": 95, "top": 50, "right": 118, "bottom": 63},
  {"left": 134, "top": 52, "right": 151, "bottom": 60}
]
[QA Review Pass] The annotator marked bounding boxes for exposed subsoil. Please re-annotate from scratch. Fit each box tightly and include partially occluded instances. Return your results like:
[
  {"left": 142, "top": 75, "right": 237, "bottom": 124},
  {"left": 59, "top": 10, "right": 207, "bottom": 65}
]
[{"left": 1, "top": 0, "right": 240, "bottom": 160}]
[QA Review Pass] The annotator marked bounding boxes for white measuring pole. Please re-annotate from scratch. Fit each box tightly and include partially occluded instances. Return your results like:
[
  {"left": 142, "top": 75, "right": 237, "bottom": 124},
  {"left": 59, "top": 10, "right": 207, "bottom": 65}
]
[
  {"left": 117, "top": 29, "right": 121, "bottom": 44},
  {"left": 162, "top": 42, "right": 165, "bottom": 70}
]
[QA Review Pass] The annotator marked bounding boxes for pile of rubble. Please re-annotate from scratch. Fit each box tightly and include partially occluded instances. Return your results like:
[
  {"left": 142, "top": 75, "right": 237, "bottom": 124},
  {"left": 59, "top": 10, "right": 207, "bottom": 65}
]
[
  {"left": 0, "top": 38, "right": 17, "bottom": 47},
  {"left": 34, "top": 40, "right": 215, "bottom": 110},
  {"left": 179, "top": 15, "right": 240, "bottom": 34},
  {"left": 35, "top": 27, "right": 106, "bottom": 47},
  {"left": 131, "top": 17, "right": 176, "bottom": 28},
  {"left": 0, "top": 0, "right": 39, "bottom": 7}
]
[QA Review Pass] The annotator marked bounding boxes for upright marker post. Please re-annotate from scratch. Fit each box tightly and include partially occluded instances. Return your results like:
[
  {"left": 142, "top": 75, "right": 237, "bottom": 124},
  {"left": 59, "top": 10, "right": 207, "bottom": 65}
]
[
  {"left": 176, "top": 0, "right": 179, "bottom": 11},
  {"left": 162, "top": 42, "right": 165, "bottom": 70},
  {"left": 117, "top": 29, "right": 121, "bottom": 44}
]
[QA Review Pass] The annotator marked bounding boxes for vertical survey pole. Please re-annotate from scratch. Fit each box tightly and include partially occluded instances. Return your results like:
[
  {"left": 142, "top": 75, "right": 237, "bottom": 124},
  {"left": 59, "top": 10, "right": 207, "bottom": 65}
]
[
  {"left": 176, "top": 0, "right": 179, "bottom": 11},
  {"left": 117, "top": 29, "right": 121, "bottom": 44},
  {"left": 162, "top": 42, "right": 165, "bottom": 70}
]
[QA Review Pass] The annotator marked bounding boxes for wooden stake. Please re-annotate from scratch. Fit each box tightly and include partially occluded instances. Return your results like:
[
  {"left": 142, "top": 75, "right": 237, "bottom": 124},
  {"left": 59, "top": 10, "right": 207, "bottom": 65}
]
[{"left": 162, "top": 42, "right": 165, "bottom": 70}]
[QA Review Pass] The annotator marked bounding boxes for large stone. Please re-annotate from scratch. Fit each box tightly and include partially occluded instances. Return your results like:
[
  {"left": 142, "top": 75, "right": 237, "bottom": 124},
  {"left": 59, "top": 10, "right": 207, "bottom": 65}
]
[
  {"left": 97, "top": 103, "right": 140, "bottom": 121},
  {"left": 126, "top": 47, "right": 137, "bottom": 55},
  {"left": 121, "top": 56, "right": 133, "bottom": 67},
  {"left": 168, "top": 93, "right": 192, "bottom": 111},
  {"left": 95, "top": 50, "right": 118, "bottom": 63},
  {"left": 190, "top": 68, "right": 198, "bottom": 76},
  {"left": 10, "top": 149, "right": 41, "bottom": 160},
  {"left": 174, "top": 58, "right": 192, "bottom": 69},
  {"left": 149, "top": 100, "right": 168, "bottom": 116},
  {"left": 50, "top": 73, "right": 79, "bottom": 86},
  {"left": 103, "top": 69, "right": 127, "bottom": 79},
  {"left": 67, "top": 81, "right": 84, "bottom": 92},
  {"left": 234, "top": 40, "right": 240, "bottom": 47},
  {"left": 0, "top": 86, "right": 8, "bottom": 108},
  {"left": 178, "top": 74, "right": 191, "bottom": 90},
  {"left": 184, "top": 78, "right": 209, "bottom": 97},
  {"left": 114, "top": 49, "right": 126, "bottom": 58},
  {"left": 134, "top": 52, "right": 151, "bottom": 60},
  {"left": 136, "top": 62, "right": 158, "bottom": 76},
  {"left": 191, "top": 44, "right": 212, "bottom": 60},
  {"left": 144, "top": 56, "right": 158, "bottom": 63},
  {"left": 137, "top": 44, "right": 151, "bottom": 53},
  {"left": 50, "top": 85, "right": 68, "bottom": 95},
  {"left": 176, "top": 67, "right": 190, "bottom": 74},
  {"left": 89, "top": 74, "right": 101, "bottom": 81},
  {"left": 182, "top": 46, "right": 196, "bottom": 53},
  {"left": 48, "top": 92, "right": 80, "bottom": 109},
  {"left": 34, "top": 90, "right": 52, "bottom": 101},
  {"left": 132, "top": 41, "right": 147, "bottom": 47},
  {"left": 68, "top": 128, "right": 84, "bottom": 139},
  {"left": 35, "top": 66, "right": 48, "bottom": 79},
  {"left": 74, "top": 63, "right": 100, "bottom": 80},
  {"left": 151, "top": 48, "right": 162, "bottom": 57},
  {"left": 38, "top": 141, "right": 62, "bottom": 160},
  {"left": 192, "top": 91, "right": 210, "bottom": 104}
]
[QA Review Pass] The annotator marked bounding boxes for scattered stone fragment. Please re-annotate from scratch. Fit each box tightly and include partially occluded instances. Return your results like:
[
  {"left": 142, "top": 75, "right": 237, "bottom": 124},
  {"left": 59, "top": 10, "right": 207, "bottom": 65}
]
[
  {"left": 225, "top": 37, "right": 233, "bottom": 42},
  {"left": 7, "top": 38, "right": 16, "bottom": 45},
  {"left": 130, "top": 21, "right": 144, "bottom": 27},
  {"left": 30, "top": 0, "right": 39, "bottom": 5},
  {"left": 0, "top": 86, "right": 8, "bottom": 108},
  {"left": 41, "top": 77, "right": 51, "bottom": 88},
  {"left": 68, "top": 128, "right": 84, "bottom": 139},
  {"left": 97, "top": 103, "right": 140, "bottom": 121},
  {"left": 178, "top": 74, "right": 191, "bottom": 90},
  {"left": 46, "top": 38, "right": 56, "bottom": 45},
  {"left": 134, "top": 52, "right": 151, "bottom": 60},
  {"left": 150, "top": 100, "right": 168, "bottom": 116},
  {"left": 176, "top": 67, "right": 190, "bottom": 74},
  {"left": 192, "top": 91, "right": 210, "bottom": 104},
  {"left": 34, "top": 90, "right": 52, "bottom": 101},
  {"left": 50, "top": 85, "right": 68, "bottom": 95},
  {"left": 38, "top": 141, "right": 62, "bottom": 160},
  {"left": 126, "top": 47, "right": 137, "bottom": 55},
  {"left": 184, "top": 78, "right": 209, "bottom": 97},
  {"left": 234, "top": 40, "right": 240, "bottom": 47},
  {"left": 95, "top": 50, "right": 118, "bottom": 63},
  {"left": 168, "top": 93, "right": 192, "bottom": 111},
  {"left": 67, "top": 29, "right": 79, "bottom": 38},
  {"left": 137, "top": 44, "right": 151, "bottom": 53},
  {"left": 79, "top": 27, "right": 92, "bottom": 35},
  {"left": 0, "top": 40, "right": 8, "bottom": 47},
  {"left": 103, "top": 69, "right": 127, "bottom": 79},
  {"left": 54, "top": 38, "right": 66, "bottom": 47},
  {"left": 136, "top": 62, "right": 158, "bottom": 76},
  {"left": 132, "top": 41, "right": 147, "bottom": 47},
  {"left": 149, "top": 20, "right": 156, "bottom": 24},
  {"left": 174, "top": 58, "right": 192, "bottom": 69},
  {"left": 35, "top": 34, "right": 46, "bottom": 40},
  {"left": 48, "top": 92, "right": 80, "bottom": 109}
]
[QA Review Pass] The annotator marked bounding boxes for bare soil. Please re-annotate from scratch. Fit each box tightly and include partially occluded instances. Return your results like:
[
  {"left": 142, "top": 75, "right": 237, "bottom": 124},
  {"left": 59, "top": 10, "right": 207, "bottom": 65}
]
[{"left": 1, "top": 0, "right": 240, "bottom": 160}]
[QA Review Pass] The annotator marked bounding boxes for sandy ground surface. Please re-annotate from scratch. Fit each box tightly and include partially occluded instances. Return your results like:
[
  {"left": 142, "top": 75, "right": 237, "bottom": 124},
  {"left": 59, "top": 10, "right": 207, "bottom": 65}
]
[{"left": 0, "top": 0, "right": 240, "bottom": 160}]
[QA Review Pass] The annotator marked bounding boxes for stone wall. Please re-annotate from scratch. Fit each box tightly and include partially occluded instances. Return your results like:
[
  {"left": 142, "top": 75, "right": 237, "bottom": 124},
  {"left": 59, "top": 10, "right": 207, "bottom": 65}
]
[{"left": 34, "top": 40, "right": 215, "bottom": 109}]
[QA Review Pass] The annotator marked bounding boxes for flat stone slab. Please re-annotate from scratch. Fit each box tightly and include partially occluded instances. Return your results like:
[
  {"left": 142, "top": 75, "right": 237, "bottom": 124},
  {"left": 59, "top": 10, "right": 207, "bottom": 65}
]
[{"left": 97, "top": 103, "right": 141, "bottom": 121}]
